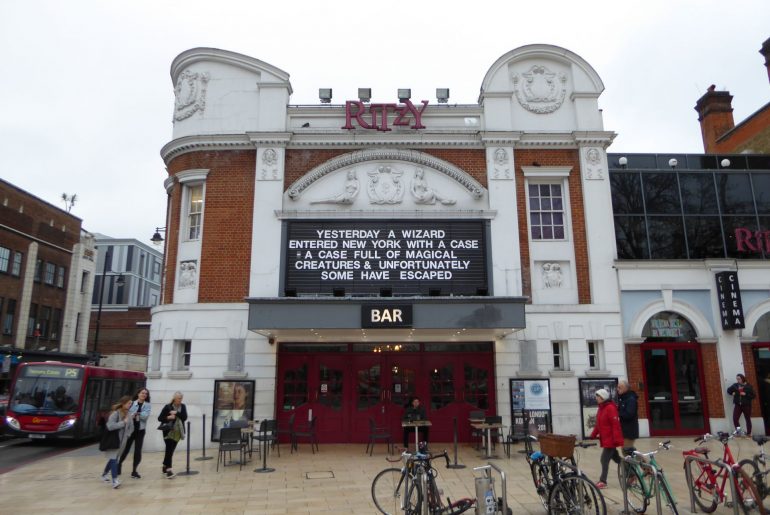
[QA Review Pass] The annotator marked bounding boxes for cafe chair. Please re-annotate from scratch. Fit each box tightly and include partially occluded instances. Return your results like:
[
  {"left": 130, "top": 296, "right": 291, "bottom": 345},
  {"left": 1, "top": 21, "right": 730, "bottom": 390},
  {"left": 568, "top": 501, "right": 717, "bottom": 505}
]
[
  {"left": 484, "top": 415, "right": 503, "bottom": 450},
  {"left": 366, "top": 417, "right": 393, "bottom": 456},
  {"left": 292, "top": 416, "right": 319, "bottom": 454},
  {"left": 275, "top": 412, "right": 295, "bottom": 449},
  {"left": 254, "top": 419, "right": 280, "bottom": 457},
  {"left": 469, "top": 410, "right": 485, "bottom": 449},
  {"left": 217, "top": 427, "right": 247, "bottom": 471}
]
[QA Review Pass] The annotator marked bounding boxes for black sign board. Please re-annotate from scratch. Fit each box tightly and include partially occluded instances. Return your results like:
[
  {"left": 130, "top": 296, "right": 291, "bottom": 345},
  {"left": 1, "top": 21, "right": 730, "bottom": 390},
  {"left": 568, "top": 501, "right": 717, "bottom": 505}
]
[
  {"left": 715, "top": 271, "right": 746, "bottom": 330},
  {"left": 284, "top": 221, "right": 488, "bottom": 296},
  {"left": 361, "top": 304, "right": 413, "bottom": 328}
]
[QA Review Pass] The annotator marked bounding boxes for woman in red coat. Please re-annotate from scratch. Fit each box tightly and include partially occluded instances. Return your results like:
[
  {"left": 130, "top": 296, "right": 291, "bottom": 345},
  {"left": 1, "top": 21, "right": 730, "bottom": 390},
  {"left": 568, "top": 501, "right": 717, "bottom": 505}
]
[{"left": 590, "top": 388, "right": 624, "bottom": 488}]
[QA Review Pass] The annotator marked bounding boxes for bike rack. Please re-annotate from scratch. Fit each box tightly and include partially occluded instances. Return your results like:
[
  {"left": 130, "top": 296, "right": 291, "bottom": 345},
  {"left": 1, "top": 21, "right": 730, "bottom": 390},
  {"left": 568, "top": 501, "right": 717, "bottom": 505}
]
[
  {"left": 473, "top": 463, "right": 508, "bottom": 515},
  {"left": 621, "top": 455, "right": 663, "bottom": 515},
  {"left": 683, "top": 455, "right": 740, "bottom": 515}
]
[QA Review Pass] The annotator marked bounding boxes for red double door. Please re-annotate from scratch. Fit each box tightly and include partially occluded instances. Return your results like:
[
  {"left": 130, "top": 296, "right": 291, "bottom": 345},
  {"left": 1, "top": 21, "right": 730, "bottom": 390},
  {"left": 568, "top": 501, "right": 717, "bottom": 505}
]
[{"left": 276, "top": 348, "right": 494, "bottom": 443}]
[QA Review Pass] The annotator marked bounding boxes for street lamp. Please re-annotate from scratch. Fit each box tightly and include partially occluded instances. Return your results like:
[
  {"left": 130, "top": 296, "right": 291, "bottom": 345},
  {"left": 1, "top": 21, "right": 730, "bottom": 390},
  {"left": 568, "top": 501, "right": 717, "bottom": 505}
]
[
  {"left": 92, "top": 246, "right": 124, "bottom": 364},
  {"left": 150, "top": 227, "right": 166, "bottom": 245}
]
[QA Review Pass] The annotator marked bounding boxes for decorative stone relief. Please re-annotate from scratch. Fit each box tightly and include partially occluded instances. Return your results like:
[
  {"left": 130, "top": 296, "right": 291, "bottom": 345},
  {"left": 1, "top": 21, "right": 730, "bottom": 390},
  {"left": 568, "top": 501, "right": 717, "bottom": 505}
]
[
  {"left": 542, "top": 263, "right": 563, "bottom": 288},
  {"left": 258, "top": 148, "right": 281, "bottom": 181},
  {"left": 492, "top": 148, "right": 512, "bottom": 180},
  {"left": 582, "top": 147, "right": 605, "bottom": 180},
  {"left": 174, "top": 70, "right": 210, "bottom": 122},
  {"left": 310, "top": 169, "right": 360, "bottom": 205},
  {"left": 411, "top": 168, "right": 455, "bottom": 205},
  {"left": 513, "top": 65, "right": 567, "bottom": 114},
  {"left": 367, "top": 166, "right": 405, "bottom": 204},
  {"left": 178, "top": 260, "right": 198, "bottom": 289}
]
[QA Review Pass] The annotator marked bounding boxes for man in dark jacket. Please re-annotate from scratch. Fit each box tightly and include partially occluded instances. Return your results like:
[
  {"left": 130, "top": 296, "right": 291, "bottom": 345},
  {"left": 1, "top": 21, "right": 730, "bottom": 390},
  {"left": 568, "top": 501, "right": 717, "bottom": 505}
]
[{"left": 617, "top": 380, "right": 639, "bottom": 448}]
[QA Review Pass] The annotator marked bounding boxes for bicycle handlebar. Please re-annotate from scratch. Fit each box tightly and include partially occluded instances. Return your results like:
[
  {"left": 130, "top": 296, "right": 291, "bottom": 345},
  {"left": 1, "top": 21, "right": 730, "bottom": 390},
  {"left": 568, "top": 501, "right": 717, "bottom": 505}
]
[{"left": 576, "top": 441, "right": 596, "bottom": 448}]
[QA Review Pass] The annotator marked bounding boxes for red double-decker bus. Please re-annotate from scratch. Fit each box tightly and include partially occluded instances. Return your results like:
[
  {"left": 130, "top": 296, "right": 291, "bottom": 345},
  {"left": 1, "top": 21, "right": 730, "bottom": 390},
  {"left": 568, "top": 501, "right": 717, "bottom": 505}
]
[{"left": 4, "top": 362, "right": 145, "bottom": 440}]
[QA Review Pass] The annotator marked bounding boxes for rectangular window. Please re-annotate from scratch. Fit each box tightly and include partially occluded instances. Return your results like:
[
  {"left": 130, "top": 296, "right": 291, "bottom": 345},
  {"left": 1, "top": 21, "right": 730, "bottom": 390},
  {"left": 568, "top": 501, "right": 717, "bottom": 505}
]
[
  {"left": 34, "top": 259, "right": 42, "bottom": 282},
  {"left": 44, "top": 262, "right": 56, "bottom": 285},
  {"left": 150, "top": 341, "right": 162, "bottom": 371},
  {"left": 81, "top": 271, "right": 89, "bottom": 293},
  {"left": 3, "top": 299, "right": 16, "bottom": 335},
  {"left": 74, "top": 313, "right": 81, "bottom": 342},
  {"left": 529, "top": 183, "right": 565, "bottom": 240},
  {"left": 587, "top": 340, "right": 603, "bottom": 370},
  {"left": 56, "top": 266, "right": 66, "bottom": 288},
  {"left": 27, "top": 303, "right": 38, "bottom": 337},
  {"left": 50, "top": 308, "right": 62, "bottom": 341},
  {"left": 174, "top": 340, "right": 192, "bottom": 370},
  {"left": 187, "top": 185, "right": 204, "bottom": 240},
  {"left": 0, "top": 247, "right": 9, "bottom": 272},
  {"left": 552, "top": 340, "right": 569, "bottom": 370},
  {"left": 39, "top": 306, "right": 51, "bottom": 338},
  {"left": 11, "top": 252, "right": 22, "bottom": 276}
]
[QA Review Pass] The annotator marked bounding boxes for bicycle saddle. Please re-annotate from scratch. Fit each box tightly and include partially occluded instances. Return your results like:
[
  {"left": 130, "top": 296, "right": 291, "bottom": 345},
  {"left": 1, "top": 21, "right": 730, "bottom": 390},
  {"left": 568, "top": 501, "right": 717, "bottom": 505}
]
[
  {"left": 753, "top": 435, "right": 770, "bottom": 445},
  {"left": 693, "top": 447, "right": 710, "bottom": 455},
  {"left": 622, "top": 446, "right": 637, "bottom": 456}
]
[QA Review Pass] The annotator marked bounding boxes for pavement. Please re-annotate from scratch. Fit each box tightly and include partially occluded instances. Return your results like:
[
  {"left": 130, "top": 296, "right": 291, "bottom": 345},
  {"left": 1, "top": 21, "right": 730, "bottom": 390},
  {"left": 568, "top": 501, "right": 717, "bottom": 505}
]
[{"left": 0, "top": 436, "right": 760, "bottom": 514}]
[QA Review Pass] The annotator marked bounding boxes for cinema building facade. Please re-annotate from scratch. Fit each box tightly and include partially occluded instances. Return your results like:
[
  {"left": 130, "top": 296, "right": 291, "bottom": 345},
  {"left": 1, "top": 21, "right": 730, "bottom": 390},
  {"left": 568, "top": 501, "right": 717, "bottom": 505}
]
[{"left": 147, "top": 44, "right": 770, "bottom": 447}]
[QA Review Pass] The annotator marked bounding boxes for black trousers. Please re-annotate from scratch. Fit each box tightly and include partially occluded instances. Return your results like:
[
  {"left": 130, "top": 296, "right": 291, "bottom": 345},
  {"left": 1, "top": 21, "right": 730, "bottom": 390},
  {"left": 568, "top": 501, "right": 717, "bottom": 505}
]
[
  {"left": 163, "top": 438, "right": 179, "bottom": 469},
  {"left": 403, "top": 427, "right": 429, "bottom": 448},
  {"left": 733, "top": 404, "right": 753, "bottom": 434},
  {"left": 118, "top": 429, "right": 145, "bottom": 473},
  {"left": 599, "top": 447, "right": 621, "bottom": 483}
]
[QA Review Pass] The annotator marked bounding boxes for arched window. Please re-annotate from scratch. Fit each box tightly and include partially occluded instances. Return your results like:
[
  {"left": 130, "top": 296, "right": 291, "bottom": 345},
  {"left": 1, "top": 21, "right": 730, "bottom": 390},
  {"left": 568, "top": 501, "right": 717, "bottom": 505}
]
[
  {"left": 754, "top": 312, "right": 770, "bottom": 340},
  {"left": 642, "top": 311, "right": 697, "bottom": 342}
]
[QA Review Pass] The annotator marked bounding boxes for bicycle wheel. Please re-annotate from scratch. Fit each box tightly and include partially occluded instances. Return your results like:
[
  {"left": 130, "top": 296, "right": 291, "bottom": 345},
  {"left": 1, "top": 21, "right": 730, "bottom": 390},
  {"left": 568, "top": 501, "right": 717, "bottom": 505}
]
[
  {"left": 372, "top": 467, "right": 406, "bottom": 515},
  {"left": 658, "top": 477, "right": 679, "bottom": 515},
  {"left": 685, "top": 458, "right": 719, "bottom": 513},
  {"left": 530, "top": 460, "right": 551, "bottom": 509},
  {"left": 405, "top": 480, "right": 423, "bottom": 515},
  {"left": 739, "top": 459, "right": 770, "bottom": 509},
  {"left": 439, "top": 498, "right": 475, "bottom": 515},
  {"left": 618, "top": 462, "right": 649, "bottom": 513},
  {"left": 548, "top": 475, "right": 606, "bottom": 515},
  {"left": 734, "top": 468, "right": 766, "bottom": 514}
]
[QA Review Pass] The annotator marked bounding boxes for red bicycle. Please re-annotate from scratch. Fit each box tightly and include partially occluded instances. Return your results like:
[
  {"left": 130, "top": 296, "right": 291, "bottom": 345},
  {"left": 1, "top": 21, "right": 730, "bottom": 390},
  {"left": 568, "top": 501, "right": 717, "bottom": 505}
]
[{"left": 683, "top": 431, "right": 765, "bottom": 514}]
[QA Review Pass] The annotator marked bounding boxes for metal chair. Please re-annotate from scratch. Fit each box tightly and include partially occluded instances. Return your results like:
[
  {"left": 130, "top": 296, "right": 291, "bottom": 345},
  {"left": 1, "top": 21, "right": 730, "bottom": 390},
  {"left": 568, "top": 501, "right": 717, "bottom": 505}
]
[
  {"left": 217, "top": 427, "right": 246, "bottom": 471},
  {"left": 469, "top": 410, "right": 485, "bottom": 449},
  {"left": 291, "top": 416, "right": 319, "bottom": 453},
  {"left": 254, "top": 419, "right": 279, "bottom": 457},
  {"left": 484, "top": 415, "right": 503, "bottom": 451},
  {"left": 275, "top": 412, "right": 295, "bottom": 450},
  {"left": 365, "top": 417, "right": 392, "bottom": 456}
]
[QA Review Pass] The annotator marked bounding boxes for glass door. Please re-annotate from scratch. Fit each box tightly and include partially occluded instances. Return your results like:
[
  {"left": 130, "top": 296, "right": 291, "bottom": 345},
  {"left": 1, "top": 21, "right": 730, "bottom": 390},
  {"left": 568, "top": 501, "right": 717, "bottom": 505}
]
[
  {"left": 314, "top": 356, "right": 348, "bottom": 442},
  {"left": 752, "top": 345, "right": 770, "bottom": 434}
]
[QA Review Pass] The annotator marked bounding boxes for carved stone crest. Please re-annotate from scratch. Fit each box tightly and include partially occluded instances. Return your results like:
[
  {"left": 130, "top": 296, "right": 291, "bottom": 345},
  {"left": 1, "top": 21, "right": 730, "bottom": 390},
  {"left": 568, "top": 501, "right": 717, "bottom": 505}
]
[
  {"left": 492, "top": 148, "right": 512, "bottom": 180},
  {"left": 367, "top": 166, "right": 405, "bottom": 204},
  {"left": 582, "top": 147, "right": 604, "bottom": 180},
  {"left": 542, "top": 263, "right": 563, "bottom": 288},
  {"left": 513, "top": 65, "right": 567, "bottom": 114},
  {"left": 174, "top": 70, "right": 210, "bottom": 122},
  {"left": 178, "top": 260, "right": 198, "bottom": 289},
  {"left": 259, "top": 148, "right": 280, "bottom": 181}
]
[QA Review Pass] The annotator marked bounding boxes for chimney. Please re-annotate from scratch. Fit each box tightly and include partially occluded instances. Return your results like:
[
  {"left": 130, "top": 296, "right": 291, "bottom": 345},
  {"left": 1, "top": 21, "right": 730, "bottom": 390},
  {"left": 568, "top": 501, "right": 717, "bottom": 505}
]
[
  {"left": 694, "top": 84, "right": 734, "bottom": 153},
  {"left": 761, "top": 37, "right": 770, "bottom": 84}
]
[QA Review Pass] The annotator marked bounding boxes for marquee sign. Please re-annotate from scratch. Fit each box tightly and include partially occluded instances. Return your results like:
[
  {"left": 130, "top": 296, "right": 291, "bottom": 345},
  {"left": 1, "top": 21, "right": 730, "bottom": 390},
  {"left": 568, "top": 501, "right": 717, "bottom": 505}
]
[
  {"left": 715, "top": 271, "right": 745, "bottom": 330},
  {"left": 284, "top": 220, "right": 488, "bottom": 296},
  {"left": 342, "top": 99, "right": 429, "bottom": 131},
  {"left": 361, "top": 304, "right": 413, "bottom": 328}
]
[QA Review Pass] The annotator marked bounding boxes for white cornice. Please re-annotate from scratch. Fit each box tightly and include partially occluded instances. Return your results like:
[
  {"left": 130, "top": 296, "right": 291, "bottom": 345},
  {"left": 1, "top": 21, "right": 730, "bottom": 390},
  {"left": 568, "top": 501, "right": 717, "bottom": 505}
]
[
  {"left": 246, "top": 132, "right": 293, "bottom": 146},
  {"left": 521, "top": 166, "right": 572, "bottom": 177},
  {"left": 177, "top": 168, "right": 209, "bottom": 184},
  {"left": 275, "top": 209, "right": 497, "bottom": 220},
  {"left": 480, "top": 132, "right": 523, "bottom": 145},
  {"left": 161, "top": 134, "right": 254, "bottom": 164},
  {"left": 286, "top": 131, "right": 483, "bottom": 148}
]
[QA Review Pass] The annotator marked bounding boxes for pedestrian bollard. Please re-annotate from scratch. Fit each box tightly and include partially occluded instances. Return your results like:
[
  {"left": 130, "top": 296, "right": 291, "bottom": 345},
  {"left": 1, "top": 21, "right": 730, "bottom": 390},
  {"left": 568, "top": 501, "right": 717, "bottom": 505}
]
[
  {"left": 195, "top": 414, "right": 213, "bottom": 461},
  {"left": 177, "top": 421, "right": 199, "bottom": 476},
  {"left": 447, "top": 416, "right": 466, "bottom": 469}
]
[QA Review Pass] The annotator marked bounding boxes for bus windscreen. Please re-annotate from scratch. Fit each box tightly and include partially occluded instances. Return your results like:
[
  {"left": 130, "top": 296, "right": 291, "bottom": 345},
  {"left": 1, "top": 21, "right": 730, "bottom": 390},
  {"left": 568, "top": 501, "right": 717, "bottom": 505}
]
[{"left": 11, "top": 365, "right": 82, "bottom": 415}]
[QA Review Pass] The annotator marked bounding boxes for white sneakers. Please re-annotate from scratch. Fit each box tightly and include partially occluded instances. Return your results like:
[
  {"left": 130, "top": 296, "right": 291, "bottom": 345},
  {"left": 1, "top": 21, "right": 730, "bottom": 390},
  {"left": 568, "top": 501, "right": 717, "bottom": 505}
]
[
  {"left": 112, "top": 478, "right": 121, "bottom": 489},
  {"left": 101, "top": 474, "right": 110, "bottom": 482}
]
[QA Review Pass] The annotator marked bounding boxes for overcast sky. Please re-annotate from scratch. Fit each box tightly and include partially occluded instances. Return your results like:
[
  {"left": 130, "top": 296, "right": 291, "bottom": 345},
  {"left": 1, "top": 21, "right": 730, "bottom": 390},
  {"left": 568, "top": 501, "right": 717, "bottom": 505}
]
[{"left": 1, "top": 0, "right": 768, "bottom": 244}]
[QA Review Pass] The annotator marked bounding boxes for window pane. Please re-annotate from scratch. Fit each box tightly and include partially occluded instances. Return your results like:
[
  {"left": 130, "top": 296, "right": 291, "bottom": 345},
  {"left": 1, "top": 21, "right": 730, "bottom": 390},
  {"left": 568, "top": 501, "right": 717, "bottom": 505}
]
[
  {"left": 531, "top": 227, "right": 542, "bottom": 239},
  {"left": 542, "top": 226, "right": 553, "bottom": 239},
  {"left": 642, "top": 173, "right": 681, "bottom": 214},
  {"left": 529, "top": 198, "right": 539, "bottom": 210},
  {"left": 716, "top": 173, "right": 754, "bottom": 214},
  {"left": 530, "top": 213, "right": 541, "bottom": 225},
  {"left": 614, "top": 216, "right": 649, "bottom": 259},
  {"left": 12, "top": 252, "right": 22, "bottom": 276},
  {"left": 553, "top": 226, "right": 564, "bottom": 239},
  {"left": 528, "top": 184, "right": 539, "bottom": 196},
  {"left": 647, "top": 216, "right": 686, "bottom": 258},
  {"left": 551, "top": 184, "right": 561, "bottom": 196},
  {"left": 541, "top": 198, "right": 551, "bottom": 210},
  {"left": 724, "top": 216, "right": 762, "bottom": 258},
  {"left": 684, "top": 216, "right": 724, "bottom": 258},
  {"left": 540, "top": 185, "right": 550, "bottom": 195},
  {"left": 0, "top": 247, "right": 9, "bottom": 272},
  {"left": 680, "top": 173, "right": 719, "bottom": 214},
  {"left": 753, "top": 174, "right": 770, "bottom": 213},
  {"left": 610, "top": 172, "right": 644, "bottom": 214},
  {"left": 552, "top": 198, "right": 563, "bottom": 210}
]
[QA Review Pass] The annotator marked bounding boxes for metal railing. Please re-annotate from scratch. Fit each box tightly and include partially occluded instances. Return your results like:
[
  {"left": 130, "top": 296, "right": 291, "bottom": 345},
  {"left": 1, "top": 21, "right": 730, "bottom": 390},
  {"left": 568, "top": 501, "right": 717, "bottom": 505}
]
[{"left": 682, "top": 454, "right": 740, "bottom": 515}]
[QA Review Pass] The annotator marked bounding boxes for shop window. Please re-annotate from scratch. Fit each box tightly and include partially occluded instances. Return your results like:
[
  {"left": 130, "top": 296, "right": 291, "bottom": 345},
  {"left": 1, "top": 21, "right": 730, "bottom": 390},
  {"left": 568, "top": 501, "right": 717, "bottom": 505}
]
[
  {"left": 186, "top": 184, "right": 204, "bottom": 240},
  {"left": 44, "top": 263, "right": 56, "bottom": 285},
  {"left": 642, "top": 311, "right": 697, "bottom": 342},
  {"left": 150, "top": 341, "right": 162, "bottom": 371},
  {"left": 528, "top": 183, "right": 565, "bottom": 240},
  {"left": 552, "top": 341, "right": 569, "bottom": 370},
  {"left": 754, "top": 312, "right": 770, "bottom": 340},
  {"left": 11, "top": 252, "right": 22, "bottom": 276},
  {"left": 173, "top": 340, "right": 192, "bottom": 370},
  {"left": 463, "top": 363, "right": 489, "bottom": 409},
  {"left": 0, "top": 247, "right": 9, "bottom": 273},
  {"left": 587, "top": 340, "right": 603, "bottom": 370},
  {"left": 430, "top": 364, "right": 454, "bottom": 410},
  {"left": 282, "top": 363, "right": 308, "bottom": 410}
]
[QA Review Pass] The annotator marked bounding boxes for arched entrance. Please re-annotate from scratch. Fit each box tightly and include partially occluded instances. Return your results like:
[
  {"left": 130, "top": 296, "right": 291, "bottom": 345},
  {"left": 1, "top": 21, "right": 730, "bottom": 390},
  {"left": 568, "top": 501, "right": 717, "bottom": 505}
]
[
  {"left": 641, "top": 311, "right": 710, "bottom": 436},
  {"left": 750, "top": 312, "right": 770, "bottom": 432}
]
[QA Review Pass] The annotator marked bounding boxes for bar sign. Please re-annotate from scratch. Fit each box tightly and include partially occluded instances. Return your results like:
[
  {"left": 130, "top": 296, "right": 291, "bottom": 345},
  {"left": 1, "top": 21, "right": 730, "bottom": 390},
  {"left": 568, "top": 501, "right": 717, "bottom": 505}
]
[{"left": 715, "top": 271, "right": 745, "bottom": 330}]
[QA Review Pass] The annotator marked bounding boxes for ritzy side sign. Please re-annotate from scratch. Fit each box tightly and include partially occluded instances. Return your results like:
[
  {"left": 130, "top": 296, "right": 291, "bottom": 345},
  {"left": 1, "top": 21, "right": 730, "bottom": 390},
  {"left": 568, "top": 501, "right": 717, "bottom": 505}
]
[{"left": 343, "top": 99, "right": 428, "bottom": 131}]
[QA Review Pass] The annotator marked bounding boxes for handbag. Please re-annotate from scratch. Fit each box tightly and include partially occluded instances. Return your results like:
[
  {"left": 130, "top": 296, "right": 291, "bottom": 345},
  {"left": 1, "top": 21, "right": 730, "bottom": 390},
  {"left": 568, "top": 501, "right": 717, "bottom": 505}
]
[
  {"left": 157, "top": 421, "right": 174, "bottom": 432},
  {"left": 99, "top": 428, "right": 120, "bottom": 451}
]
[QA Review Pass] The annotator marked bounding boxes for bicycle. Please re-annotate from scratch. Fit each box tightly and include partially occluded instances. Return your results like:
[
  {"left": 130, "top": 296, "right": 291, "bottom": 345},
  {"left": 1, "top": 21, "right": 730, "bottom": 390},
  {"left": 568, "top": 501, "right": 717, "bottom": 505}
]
[
  {"left": 683, "top": 430, "right": 765, "bottom": 514},
  {"left": 523, "top": 433, "right": 607, "bottom": 514},
  {"left": 739, "top": 435, "right": 770, "bottom": 511},
  {"left": 618, "top": 440, "right": 678, "bottom": 514},
  {"left": 371, "top": 446, "right": 475, "bottom": 515}
]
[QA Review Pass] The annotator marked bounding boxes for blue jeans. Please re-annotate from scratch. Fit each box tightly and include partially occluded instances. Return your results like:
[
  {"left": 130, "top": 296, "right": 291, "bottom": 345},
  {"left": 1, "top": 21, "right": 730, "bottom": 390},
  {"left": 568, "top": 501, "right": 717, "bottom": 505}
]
[{"left": 103, "top": 458, "right": 118, "bottom": 479}]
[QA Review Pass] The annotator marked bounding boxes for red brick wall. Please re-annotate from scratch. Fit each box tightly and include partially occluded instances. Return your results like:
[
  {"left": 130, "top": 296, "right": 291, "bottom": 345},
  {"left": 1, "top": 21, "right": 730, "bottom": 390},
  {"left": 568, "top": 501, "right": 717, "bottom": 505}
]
[
  {"left": 625, "top": 344, "right": 647, "bottom": 418},
  {"left": 165, "top": 150, "right": 256, "bottom": 303},
  {"left": 741, "top": 343, "right": 762, "bottom": 414},
  {"left": 87, "top": 307, "right": 151, "bottom": 355},
  {"left": 513, "top": 149, "right": 590, "bottom": 304},
  {"left": 702, "top": 343, "right": 725, "bottom": 418},
  {"left": 713, "top": 105, "right": 770, "bottom": 153}
]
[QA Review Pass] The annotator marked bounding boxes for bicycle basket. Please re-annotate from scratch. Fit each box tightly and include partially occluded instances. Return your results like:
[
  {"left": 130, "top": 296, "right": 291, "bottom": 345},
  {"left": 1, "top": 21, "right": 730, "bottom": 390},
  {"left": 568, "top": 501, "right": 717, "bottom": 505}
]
[{"left": 538, "top": 433, "right": 576, "bottom": 457}]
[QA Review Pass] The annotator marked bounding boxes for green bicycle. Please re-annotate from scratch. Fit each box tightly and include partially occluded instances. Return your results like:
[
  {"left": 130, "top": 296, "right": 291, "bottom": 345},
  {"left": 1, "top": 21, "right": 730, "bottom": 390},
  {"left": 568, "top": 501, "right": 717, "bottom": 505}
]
[{"left": 618, "top": 440, "right": 678, "bottom": 514}]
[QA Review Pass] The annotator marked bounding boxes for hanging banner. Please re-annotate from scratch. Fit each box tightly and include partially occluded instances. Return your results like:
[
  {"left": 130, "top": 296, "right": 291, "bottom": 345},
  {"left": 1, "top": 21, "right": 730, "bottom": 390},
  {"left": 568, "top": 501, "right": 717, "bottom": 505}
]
[{"left": 715, "top": 271, "right": 745, "bottom": 330}]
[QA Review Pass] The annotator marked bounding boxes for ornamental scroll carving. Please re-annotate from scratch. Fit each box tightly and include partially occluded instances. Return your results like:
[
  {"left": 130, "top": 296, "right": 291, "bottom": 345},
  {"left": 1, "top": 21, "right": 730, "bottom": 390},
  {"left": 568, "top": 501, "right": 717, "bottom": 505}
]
[
  {"left": 174, "top": 70, "right": 210, "bottom": 122},
  {"left": 287, "top": 149, "right": 484, "bottom": 201},
  {"left": 513, "top": 65, "right": 567, "bottom": 114}
]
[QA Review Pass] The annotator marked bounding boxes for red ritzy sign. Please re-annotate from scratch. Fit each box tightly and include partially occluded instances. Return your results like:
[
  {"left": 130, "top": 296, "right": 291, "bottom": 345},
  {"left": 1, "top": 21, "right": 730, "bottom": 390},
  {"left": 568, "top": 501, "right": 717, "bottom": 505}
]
[{"left": 343, "top": 99, "right": 429, "bottom": 131}]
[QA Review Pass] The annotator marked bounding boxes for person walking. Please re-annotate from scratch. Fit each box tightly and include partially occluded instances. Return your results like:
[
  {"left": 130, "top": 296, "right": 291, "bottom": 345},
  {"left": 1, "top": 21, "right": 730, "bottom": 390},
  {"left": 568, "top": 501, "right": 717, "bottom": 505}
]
[
  {"left": 590, "top": 388, "right": 623, "bottom": 489},
  {"left": 158, "top": 391, "right": 187, "bottom": 478},
  {"left": 118, "top": 387, "right": 151, "bottom": 479},
  {"left": 727, "top": 373, "right": 756, "bottom": 435},
  {"left": 617, "top": 380, "right": 639, "bottom": 448},
  {"left": 101, "top": 396, "right": 134, "bottom": 489}
]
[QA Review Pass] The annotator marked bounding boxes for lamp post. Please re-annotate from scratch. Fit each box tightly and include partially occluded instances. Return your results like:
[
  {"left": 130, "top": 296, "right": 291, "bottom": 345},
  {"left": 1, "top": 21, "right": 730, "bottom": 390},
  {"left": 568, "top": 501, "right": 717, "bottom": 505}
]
[{"left": 92, "top": 246, "right": 124, "bottom": 365}]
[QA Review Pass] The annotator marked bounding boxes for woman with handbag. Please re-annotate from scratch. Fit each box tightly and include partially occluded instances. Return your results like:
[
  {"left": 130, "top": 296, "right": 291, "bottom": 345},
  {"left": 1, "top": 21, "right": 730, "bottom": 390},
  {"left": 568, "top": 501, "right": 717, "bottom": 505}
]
[
  {"left": 100, "top": 395, "right": 134, "bottom": 489},
  {"left": 157, "top": 391, "right": 187, "bottom": 478},
  {"left": 118, "top": 387, "right": 151, "bottom": 479}
]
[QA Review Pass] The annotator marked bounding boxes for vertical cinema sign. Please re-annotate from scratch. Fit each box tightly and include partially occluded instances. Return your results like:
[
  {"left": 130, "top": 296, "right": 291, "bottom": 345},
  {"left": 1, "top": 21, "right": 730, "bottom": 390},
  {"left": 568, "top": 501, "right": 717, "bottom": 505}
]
[{"left": 715, "top": 271, "right": 745, "bottom": 330}]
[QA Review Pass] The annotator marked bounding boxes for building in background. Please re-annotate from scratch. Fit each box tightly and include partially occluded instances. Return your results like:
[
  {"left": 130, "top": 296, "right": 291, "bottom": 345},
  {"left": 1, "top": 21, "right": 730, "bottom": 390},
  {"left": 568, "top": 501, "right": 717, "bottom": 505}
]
[
  {"left": 88, "top": 235, "right": 162, "bottom": 371},
  {"left": 0, "top": 178, "right": 96, "bottom": 394},
  {"left": 695, "top": 37, "right": 770, "bottom": 153}
]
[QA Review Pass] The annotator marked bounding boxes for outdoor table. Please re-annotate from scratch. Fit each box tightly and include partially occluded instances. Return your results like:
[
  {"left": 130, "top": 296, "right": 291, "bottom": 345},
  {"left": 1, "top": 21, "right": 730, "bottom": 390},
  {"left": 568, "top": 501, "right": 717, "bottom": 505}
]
[
  {"left": 241, "top": 425, "right": 255, "bottom": 458},
  {"left": 401, "top": 419, "right": 432, "bottom": 452},
  {"left": 471, "top": 422, "right": 505, "bottom": 459}
]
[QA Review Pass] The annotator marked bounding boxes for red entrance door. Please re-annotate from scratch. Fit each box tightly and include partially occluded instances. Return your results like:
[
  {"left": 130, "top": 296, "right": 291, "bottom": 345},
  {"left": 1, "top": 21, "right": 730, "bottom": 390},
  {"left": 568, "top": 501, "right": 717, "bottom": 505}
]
[{"left": 642, "top": 342, "right": 709, "bottom": 436}]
